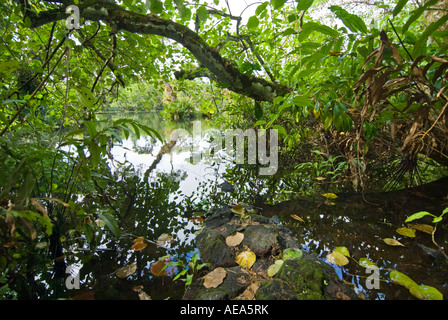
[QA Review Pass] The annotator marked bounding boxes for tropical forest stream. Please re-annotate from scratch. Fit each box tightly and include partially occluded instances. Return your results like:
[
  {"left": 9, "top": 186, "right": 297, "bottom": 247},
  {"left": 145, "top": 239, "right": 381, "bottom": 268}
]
[{"left": 24, "top": 112, "right": 448, "bottom": 300}]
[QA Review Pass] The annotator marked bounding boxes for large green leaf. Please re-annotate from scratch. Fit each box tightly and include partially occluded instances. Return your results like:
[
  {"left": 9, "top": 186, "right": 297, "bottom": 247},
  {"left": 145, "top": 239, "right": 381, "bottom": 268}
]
[
  {"left": 329, "top": 6, "right": 367, "bottom": 34},
  {"left": 390, "top": 270, "right": 443, "bottom": 300},
  {"left": 98, "top": 212, "right": 121, "bottom": 238},
  {"left": 76, "top": 87, "right": 95, "bottom": 108},
  {"left": 296, "top": 0, "right": 314, "bottom": 11},
  {"left": 405, "top": 211, "right": 435, "bottom": 223},
  {"left": 413, "top": 14, "right": 448, "bottom": 57},
  {"left": 271, "top": 0, "right": 287, "bottom": 10},
  {"left": 0, "top": 60, "right": 21, "bottom": 74},
  {"left": 402, "top": 0, "right": 438, "bottom": 34},
  {"left": 146, "top": 0, "right": 163, "bottom": 14},
  {"left": 196, "top": 6, "right": 208, "bottom": 23},
  {"left": 393, "top": 0, "right": 408, "bottom": 16},
  {"left": 247, "top": 16, "right": 260, "bottom": 29},
  {"left": 299, "top": 22, "right": 339, "bottom": 41}
]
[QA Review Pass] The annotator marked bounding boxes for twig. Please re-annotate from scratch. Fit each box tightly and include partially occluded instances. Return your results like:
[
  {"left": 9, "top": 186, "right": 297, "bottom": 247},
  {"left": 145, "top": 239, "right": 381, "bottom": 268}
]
[{"left": 388, "top": 19, "right": 414, "bottom": 61}]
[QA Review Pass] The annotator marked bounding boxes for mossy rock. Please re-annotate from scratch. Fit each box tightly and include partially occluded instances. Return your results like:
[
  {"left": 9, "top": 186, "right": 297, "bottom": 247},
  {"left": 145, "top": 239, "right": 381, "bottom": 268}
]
[
  {"left": 183, "top": 266, "right": 251, "bottom": 300},
  {"left": 195, "top": 228, "right": 236, "bottom": 269},
  {"left": 256, "top": 254, "right": 359, "bottom": 300},
  {"left": 241, "top": 224, "right": 281, "bottom": 257}
]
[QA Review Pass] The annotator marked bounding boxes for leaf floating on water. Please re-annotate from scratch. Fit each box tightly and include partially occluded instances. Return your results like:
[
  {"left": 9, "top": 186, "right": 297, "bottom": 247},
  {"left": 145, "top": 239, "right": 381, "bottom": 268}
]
[
  {"left": 151, "top": 257, "right": 176, "bottom": 277},
  {"left": 408, "top": 223, "right": 434, "bottom": 235},
  {"left": 326, "top": 251, "right": 349, "bottom": 266},
  {"left": 334, "top": 246, "right": 350, "bottom": 257},
  {"left": 156, "top": 233, "right": 174, "bottom": 246},
  {"left": 230, "top": 204, "right": 245, "bottom": 215},
  {"left": 203, "top": 267, "right": 227, "bottom": 288},
  {"left": 322, "top": 193, "right": 338, "bottom": 199},
  {"left": 131, "top": 241, "right": 147, "bottom": 251},
  {"left": 267, "top": 259, "right": 284, "bottom": 277},
  {"left": 396, "top": 227, "right": 416, "bottom": 238},
  {"left": 383, "top": 238, "right": 405, "bottom": 247},
  {"left": 226, "top": 232, "right": 244, "bottom": 247},
  {"left": 236, "top": 250, "right": 256, "bottom": 269},
  {"left": 290, "top": 214, "right": 305, "bottom": 223},
  {"left": 116, "top": 262, "right": 137, "bottom": 278},
  {"left": 134, "top": 237, "right": 145, "bottom": 243}
]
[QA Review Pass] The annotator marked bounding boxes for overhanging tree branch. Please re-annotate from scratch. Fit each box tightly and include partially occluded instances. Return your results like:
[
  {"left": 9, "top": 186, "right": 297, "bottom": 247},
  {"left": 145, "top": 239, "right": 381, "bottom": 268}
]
[{"left": 22, "top": 0, "right": 291, "bottom": 102}]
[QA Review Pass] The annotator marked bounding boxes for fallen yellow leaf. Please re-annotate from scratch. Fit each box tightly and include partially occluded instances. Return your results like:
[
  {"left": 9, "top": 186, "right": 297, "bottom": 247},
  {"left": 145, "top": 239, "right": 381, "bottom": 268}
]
[{"left": 235, "top": 250, "right": 256, "bottom": 269}]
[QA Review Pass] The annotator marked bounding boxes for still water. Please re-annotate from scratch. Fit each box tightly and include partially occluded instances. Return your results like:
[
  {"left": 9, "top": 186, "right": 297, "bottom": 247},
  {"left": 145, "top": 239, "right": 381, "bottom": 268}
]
[{"left": 51, "top": 112, "right": 448, "bottom": 300}]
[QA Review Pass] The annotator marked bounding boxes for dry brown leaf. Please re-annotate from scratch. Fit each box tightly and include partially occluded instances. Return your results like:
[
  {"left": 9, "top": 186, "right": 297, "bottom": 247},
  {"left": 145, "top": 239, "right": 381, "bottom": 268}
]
[
  {"left": 336, "top": 291, "right": 351, "bottom": 300},
  {"left": 133, "top": 285, "right": 152, "bottom": 300},
  {"left": 30, "top": 198, "right": 48, "bottom": 217},
  {"left": 133, "top": 237, "right": 145, "bottom": 243},
  {"left": 131, "top": 241, "right": 148, "bottom": 251},
  {"left": 226, "top": 232, "right": 244, "bottom": 247},
  {"left": 156, "top": 233, "right": 174, "bottom": 246},
  {"left": 150, "top": 257, "right": 175, "bottom": 277},
  {"left": 203, "top": 267, "right": 227, "bottom": 289},
  {"left": 235, "top": 282, "right": 260, "bottom": 300}
]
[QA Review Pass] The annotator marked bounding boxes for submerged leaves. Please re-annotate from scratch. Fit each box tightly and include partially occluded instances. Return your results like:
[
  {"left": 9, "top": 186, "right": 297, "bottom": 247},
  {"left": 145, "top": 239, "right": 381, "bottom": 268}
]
[
  {"left": 383, "top": 238, "right": 405, "bottom": 247},
  {"left": 390, "top": 270, "right": 443, "bottom": 300},
  {"left": 396, "top": 227, "right": 416, "bottom": 238}
]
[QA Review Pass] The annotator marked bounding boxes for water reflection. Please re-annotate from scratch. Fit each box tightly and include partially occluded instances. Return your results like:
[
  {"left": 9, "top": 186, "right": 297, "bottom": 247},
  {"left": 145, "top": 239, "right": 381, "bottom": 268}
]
[
  {"left": 29, "top": 112, "right": 447, "bottom": 300},
  {"left": 97, "top": 112, "right": 447, "bottom": 300}
]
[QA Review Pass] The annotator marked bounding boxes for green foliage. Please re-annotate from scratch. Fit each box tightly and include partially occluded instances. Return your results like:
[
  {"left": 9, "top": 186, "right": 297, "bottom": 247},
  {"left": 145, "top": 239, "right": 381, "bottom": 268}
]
[
  {"left": 163, "top": 252, "right": 209, "bottom": 288},
  {"left": 1, "top": 0, "right": 448, "bottom": 299}
]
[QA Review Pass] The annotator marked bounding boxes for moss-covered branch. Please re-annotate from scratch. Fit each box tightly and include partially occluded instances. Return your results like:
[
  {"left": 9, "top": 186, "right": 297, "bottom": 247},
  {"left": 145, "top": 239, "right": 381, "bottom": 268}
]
[{"left": 23, "top": 0, "right": 292, "bottom": 102}]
